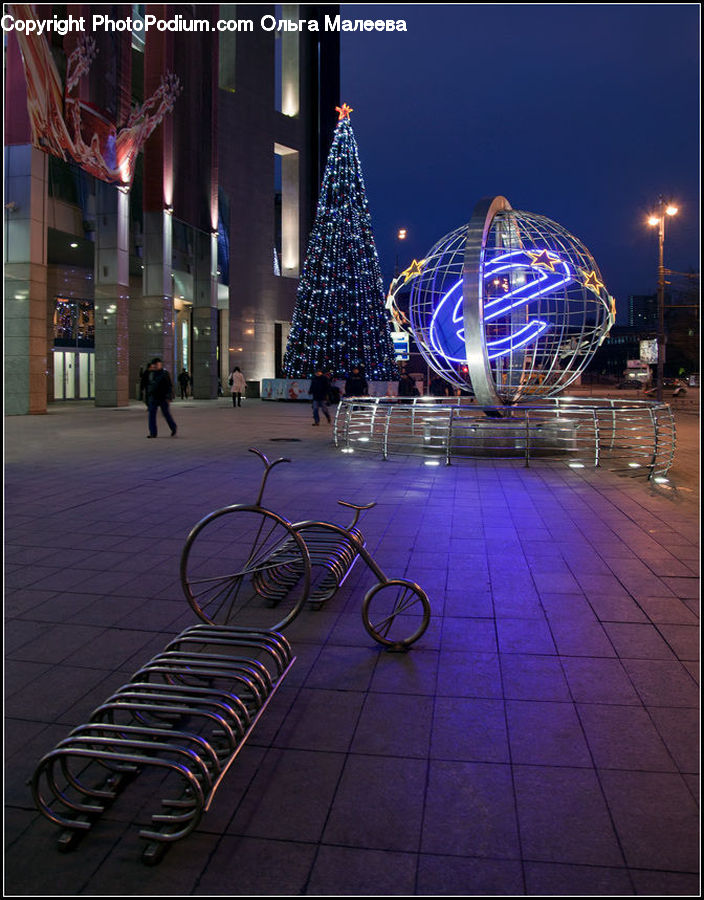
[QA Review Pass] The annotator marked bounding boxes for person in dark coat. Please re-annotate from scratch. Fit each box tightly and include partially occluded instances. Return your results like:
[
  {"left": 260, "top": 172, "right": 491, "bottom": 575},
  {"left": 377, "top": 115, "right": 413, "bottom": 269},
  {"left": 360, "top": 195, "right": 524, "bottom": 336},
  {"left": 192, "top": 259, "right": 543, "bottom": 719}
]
[
  {"left": 144, "top": 357, "right": 178, "bottom": 438},
  {"left": 398, "top": 372, "right": 416, "bottom": 398},
  {"left": 345, "top": 366, "right": 368, "bottom": 397},
  {"left": 177, "top": 368, "right": 191, "bottom": 399},
  {"left": 429, "top": 375, "right": 449, "bottom": 400},
  {"left": 309, "top": 369, "right": 332, "bottom": 425},
  {"left": 326, "top": 371, "right": 341, "bottom": 405}
]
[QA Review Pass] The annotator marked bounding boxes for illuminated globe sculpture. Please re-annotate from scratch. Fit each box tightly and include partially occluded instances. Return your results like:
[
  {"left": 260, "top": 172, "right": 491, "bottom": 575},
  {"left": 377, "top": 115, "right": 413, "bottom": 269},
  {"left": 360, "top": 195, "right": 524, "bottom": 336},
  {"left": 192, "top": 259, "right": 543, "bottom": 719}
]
[{"left": 398, "top": 196, "right": 616, "bottom": 406}]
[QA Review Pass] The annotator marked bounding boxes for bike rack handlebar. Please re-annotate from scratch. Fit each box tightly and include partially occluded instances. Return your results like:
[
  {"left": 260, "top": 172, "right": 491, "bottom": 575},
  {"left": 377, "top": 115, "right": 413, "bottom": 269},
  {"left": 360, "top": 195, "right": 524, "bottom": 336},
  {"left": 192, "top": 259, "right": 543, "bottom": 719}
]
[
  {"left": 248, "top": 448, "right": 291, "bottom": 506},
  {"left": 336, "top": 500, "right": 376, "bottom": 529}
]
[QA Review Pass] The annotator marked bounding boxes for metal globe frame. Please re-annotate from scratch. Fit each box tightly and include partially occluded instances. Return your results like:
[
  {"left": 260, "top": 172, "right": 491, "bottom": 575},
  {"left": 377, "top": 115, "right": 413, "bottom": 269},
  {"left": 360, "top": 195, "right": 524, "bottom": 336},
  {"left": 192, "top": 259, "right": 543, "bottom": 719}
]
[{"left": 405, "top": 196, "right": 616, "bottom": 406}]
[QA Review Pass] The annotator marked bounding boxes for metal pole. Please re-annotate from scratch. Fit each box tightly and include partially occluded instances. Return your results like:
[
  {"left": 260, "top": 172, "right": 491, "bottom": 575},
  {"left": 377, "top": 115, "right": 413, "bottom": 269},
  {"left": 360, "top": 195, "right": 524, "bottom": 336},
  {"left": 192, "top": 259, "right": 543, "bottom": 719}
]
[{"left": 656, "top": 198, "right": 665, "bottom": 403}]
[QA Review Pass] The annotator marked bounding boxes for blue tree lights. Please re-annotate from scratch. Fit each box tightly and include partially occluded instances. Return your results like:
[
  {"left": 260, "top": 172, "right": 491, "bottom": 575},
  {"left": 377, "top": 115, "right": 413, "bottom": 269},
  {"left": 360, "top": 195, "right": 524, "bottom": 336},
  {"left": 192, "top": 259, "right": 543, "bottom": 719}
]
[{"left": 282, "top": 104, "right": 397, "bottom": 380}]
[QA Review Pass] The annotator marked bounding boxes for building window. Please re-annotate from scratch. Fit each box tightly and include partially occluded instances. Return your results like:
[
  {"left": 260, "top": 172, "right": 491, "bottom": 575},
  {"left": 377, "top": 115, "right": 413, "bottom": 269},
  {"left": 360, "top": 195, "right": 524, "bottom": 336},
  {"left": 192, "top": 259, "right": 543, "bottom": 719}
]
[
  {"left": 274, "top": 4, "right": 299, "bottom": 116},
  {"left": 219, "top": 4, "right": 237, "bottom": 91},
  {"left": 53, "top": 298, "right": 95, "bottom": 348},
  {"left": 274, "top": 144, "right": 299, "bottom": 277}
]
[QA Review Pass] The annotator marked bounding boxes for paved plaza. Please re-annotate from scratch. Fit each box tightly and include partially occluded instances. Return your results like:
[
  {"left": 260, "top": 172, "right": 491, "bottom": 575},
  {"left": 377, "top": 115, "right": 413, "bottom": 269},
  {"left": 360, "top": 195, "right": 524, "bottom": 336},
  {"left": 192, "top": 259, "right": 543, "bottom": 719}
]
[{"left": 4, "top": 396, "right": 700, "bottom": 896}]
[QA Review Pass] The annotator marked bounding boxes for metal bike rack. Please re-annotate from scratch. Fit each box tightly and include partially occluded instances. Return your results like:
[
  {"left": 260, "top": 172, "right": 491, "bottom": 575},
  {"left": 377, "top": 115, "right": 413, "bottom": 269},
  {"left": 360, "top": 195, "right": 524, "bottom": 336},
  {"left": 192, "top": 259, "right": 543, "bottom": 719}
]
[
  {"left": 31, "top": 625, "right": 294, "bottom": 865},
  {"left": 31, "top": 450, "right": 431, "bottom": 864}
]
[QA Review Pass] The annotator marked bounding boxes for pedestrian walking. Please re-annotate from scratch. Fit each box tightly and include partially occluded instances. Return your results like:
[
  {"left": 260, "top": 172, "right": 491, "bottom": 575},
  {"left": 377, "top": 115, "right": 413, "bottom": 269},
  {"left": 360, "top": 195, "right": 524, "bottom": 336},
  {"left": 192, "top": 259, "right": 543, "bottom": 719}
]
[
  {"left": 326, "top": 371, "right": 341, "bottom": 405},
  {"left": 228, "top": 366, "right": 246, "bottom": 407},
  {"left": 177, "top": 367, "right": 191, "bottom": 399},
  {"left": 345, "top": 365, "right": 368, "bottom": 397},
  {"left": 309, "top": 369, "right": 332, "bottom": 425},
  {"left": 144, "top": 357, "right": 178, "bottom": 438},
  {"left": 429, "top": 374, "right": 449, "bottom": 402},
  {"left": 397, "top": 371, "right": 416, "bottom": 399}
]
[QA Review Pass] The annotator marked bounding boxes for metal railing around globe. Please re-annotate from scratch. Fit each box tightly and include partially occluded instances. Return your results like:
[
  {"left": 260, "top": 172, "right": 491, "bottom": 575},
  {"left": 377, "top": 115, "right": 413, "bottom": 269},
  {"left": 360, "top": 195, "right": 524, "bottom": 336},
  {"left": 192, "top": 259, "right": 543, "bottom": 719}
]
[{"left": 333, "top": 396, "right": 676, "bottom": 478}]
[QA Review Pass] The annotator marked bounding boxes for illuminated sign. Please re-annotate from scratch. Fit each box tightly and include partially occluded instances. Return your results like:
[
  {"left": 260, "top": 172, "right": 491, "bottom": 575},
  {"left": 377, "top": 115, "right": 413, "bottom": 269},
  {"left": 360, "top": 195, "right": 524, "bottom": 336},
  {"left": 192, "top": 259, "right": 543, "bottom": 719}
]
[
  {"left": 391, "top": 331, "right": 409, "bottom": 361},
  {"left": 429, "top": 248, "right": 572, "bottom": 365},
  {"left": 639, "top": 339, "right": 658, "bottom": 364}
]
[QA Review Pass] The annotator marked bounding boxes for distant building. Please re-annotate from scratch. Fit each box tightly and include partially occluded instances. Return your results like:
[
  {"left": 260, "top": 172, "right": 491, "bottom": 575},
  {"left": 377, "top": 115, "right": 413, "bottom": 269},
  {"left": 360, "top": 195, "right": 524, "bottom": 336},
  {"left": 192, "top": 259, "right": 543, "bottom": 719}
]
[
  {"left": 587, "top": 275, "right": 700, "bottom": 381},
  {"left": 627, "top": 293, "right": 657, "bottom": 330},
  {"left": 586, "top": 326, "right": 653, "bottom": 380},
  {"left": 4, "top": 4, "right": 340, "bottom": 414}
]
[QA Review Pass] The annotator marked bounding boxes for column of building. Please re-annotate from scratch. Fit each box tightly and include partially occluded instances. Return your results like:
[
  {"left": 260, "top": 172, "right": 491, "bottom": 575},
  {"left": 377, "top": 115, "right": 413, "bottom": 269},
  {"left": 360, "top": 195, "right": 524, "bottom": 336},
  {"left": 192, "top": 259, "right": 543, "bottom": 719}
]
[
  {"left": 93, "top": 182, "right": 130, "bottom": 406},
  {"left": 4, "top": 27, "right": 50, "bottom": 416},
  {"left": 132, "top": 29, "right": 175, "bottom": 391},
  {"left": 191, "top": 228, "right": 219, "bottom": 398},
  {"left": 4, "top": 145, "right": 49, "bottom": 415}
]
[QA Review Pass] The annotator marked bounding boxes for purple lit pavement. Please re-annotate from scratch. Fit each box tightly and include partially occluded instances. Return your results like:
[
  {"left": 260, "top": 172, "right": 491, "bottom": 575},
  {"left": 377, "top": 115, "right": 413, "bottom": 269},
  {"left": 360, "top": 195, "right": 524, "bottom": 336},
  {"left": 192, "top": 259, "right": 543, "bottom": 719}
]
[{"left": 4, "top": 396, "right": 699, "bottom": 896}]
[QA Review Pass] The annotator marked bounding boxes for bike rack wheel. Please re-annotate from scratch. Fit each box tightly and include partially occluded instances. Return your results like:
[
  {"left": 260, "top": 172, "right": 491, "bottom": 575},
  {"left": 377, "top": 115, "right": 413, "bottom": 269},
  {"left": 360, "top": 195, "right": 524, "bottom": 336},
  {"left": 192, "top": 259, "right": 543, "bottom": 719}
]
[
  {"left": 361, "top": 579, "right": 431, "bottom": 650},
  {"left": 180, "top": 505, "right": 311, "bottom": 631}
]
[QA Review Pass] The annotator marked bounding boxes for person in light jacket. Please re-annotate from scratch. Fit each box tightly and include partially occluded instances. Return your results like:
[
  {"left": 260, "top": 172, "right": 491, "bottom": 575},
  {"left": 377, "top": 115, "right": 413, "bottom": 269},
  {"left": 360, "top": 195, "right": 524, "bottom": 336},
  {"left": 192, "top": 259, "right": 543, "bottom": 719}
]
[{"left": 229, "top": 367, "right": 246, "bottom": 407}]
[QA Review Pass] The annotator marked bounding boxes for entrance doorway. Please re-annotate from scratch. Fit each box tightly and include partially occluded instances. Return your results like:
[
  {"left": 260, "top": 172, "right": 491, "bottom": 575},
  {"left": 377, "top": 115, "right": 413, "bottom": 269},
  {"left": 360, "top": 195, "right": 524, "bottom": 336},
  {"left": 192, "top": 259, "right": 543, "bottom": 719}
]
[
  {"left": 52, "top": 297, "right": 95, "bottom": 400},
  {"left": 53, "top": 350, "right": 95, "bottom": 400}
]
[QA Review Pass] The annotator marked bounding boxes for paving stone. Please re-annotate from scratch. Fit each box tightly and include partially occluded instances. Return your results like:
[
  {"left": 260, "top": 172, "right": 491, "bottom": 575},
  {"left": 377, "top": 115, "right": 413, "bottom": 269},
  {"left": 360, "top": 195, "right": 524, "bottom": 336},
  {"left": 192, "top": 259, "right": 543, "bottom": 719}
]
[
  {"left": 576, "top": 703, "right": 676, "bottom": 771},
  {"left": 513, "top": 765, "right": 623, "bottom": 866},
  {"left": 421, "top": 760, "right": 519, "bottom": 858},
  {"left": 621, "top": 658, "right": 699, "bottom": 707},
  {"left": 323, "top": 754, "right": 426, "bottom": 851},
  {"left": 495, "top": 616, "right": 556, "bottom": 654},
  {"left": 561, "top": 657, "right": 641, "bottom": 704},
  {"left": 417, "top": 854, "right": 524, "bottom": 895},
  {"left": 430, "top": 697, "right": 509, "bottom": 763},
  {"left": 228, "top": 748, "right": 345, "bottom": 843},
  {"left": 629, "top": 870, "right": 701, "bottom": 896},
  {"left": 637, "top": 595, "right": 699, "bottom": 624},
  {"left": 523, "top": 861, "right": 633, "bottom": 895},
  {"left": 436, "top": 651, "right": 503, "bottom": 699},
  {"left": 308, "top": 844, "right": 417, "bottom": 895},
  {"left": 646, "top": 706, "right": 701, "bottom": 773},
  {"left": 602, "top": 622, "right": 677, "bottom": 659},
  {"left": 352, "top": 691, "right": 433, "bottom": 758},
  {"left": 657, "top": 624, "right": 700, "bottom": 661},
  {"left": 599, "top": 770, "right": 700, "bottom": 871},
  {"left": 195, "top": 835, "right": 316, "bottom": 896},
  {"left": 507, "top": 699, "right": 592, "bottom": 767},
  {"left": 499, "top": 654, "right": 572, "bottom": 702}
]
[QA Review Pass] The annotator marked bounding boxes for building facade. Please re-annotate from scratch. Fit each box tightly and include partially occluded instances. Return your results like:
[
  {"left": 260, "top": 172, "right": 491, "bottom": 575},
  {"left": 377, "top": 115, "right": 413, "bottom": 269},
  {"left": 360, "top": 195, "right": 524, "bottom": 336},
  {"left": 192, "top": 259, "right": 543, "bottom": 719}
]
[{"left": 4, "top": 4, "right": 340, "bottom": 414}]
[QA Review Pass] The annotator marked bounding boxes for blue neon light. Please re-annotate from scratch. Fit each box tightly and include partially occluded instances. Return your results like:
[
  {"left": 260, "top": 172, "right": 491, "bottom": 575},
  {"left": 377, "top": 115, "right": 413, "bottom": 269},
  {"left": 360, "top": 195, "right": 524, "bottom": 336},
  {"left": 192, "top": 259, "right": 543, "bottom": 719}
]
[
  {"left": 428, "top": 248, "right": 572, "bottom": 364},
  {"left": 486, "top": 320, "right": 550, "bottom": 359},
  {"left": 429, "top": 278, "right": 465, "bottom": 363}
]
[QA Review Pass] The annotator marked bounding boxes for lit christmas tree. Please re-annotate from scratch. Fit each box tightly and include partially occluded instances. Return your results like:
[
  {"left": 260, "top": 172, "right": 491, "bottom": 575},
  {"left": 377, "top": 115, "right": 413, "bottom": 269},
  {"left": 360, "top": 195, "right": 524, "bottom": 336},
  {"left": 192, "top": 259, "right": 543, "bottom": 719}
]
[{"left": 282, "top": 104, "right": 398, "bottom": 379}]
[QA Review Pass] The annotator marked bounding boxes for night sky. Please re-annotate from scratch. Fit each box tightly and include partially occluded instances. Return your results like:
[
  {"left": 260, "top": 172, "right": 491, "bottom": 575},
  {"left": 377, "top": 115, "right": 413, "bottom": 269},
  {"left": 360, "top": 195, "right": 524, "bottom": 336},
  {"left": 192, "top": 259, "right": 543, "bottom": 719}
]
[{"left": 340, "top": 3, "right": 700, "bottom": 320}]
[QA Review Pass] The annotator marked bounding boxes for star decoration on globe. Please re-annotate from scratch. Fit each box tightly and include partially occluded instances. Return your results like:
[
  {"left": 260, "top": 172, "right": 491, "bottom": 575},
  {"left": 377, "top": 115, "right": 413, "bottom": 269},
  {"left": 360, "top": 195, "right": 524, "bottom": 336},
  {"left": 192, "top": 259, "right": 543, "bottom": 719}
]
[
  {"left": 401, "top": 258, "right": 425, "bottom": 283},
  {"left": 335, "top": 103, "right": 353, "bottom": 121},
  {"left": 527, "top": 249, "right": 559, "bottom": 271},
  {"left": 581, "top": 269, "right": 605, "bottom": 294}
]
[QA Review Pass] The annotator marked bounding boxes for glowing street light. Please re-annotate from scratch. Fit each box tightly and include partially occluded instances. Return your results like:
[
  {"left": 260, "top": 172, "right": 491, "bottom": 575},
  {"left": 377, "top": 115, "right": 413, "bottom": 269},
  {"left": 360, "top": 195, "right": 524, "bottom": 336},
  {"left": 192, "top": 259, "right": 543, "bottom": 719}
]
[
  {"left": 646, "top": 197, "right": 678, "bottom": 402},
  {"left": 394, "top": 228, "right": 408, "bottom": 276}
]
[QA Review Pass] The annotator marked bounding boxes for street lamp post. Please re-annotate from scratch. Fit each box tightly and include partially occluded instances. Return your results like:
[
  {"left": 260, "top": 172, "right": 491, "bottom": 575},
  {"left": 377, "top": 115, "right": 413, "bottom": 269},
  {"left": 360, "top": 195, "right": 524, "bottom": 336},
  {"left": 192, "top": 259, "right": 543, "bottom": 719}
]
[
  {"left": 394, "top": 228, "right": 407, "bottom": 278},
  {"left": 647, "top": 198, "right": 678, "bottom": 402}
]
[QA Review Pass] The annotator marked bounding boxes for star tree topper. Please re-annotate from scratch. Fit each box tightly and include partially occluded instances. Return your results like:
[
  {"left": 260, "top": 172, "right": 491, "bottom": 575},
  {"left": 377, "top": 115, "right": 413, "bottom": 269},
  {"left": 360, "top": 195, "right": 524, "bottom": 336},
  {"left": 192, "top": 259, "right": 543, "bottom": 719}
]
[{"left": 336, "top": 103, "right": 354, "bottom": 121}]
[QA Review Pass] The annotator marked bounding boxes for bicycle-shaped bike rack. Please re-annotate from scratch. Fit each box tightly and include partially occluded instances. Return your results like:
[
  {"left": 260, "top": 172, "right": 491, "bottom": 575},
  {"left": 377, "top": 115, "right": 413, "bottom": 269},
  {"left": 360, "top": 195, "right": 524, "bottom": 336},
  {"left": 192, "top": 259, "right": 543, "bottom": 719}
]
[
  {"left": 180, "top": 447, "right": 431, "bottom": 650},
  {"left": 30, "top": 449, "right": 431, "bottom": 864}
]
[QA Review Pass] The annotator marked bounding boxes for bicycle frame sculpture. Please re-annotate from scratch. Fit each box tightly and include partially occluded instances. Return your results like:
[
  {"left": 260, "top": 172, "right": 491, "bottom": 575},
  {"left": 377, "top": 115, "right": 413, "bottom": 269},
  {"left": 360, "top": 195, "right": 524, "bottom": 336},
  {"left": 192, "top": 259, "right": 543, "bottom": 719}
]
[{"left": 180, "top": 448, "right": 431, "bottom": 650}]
